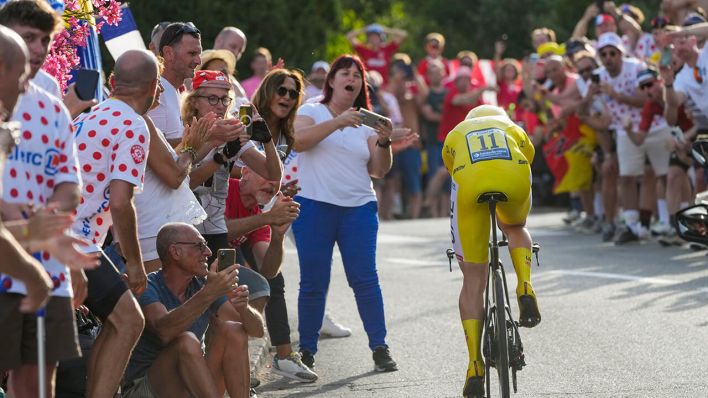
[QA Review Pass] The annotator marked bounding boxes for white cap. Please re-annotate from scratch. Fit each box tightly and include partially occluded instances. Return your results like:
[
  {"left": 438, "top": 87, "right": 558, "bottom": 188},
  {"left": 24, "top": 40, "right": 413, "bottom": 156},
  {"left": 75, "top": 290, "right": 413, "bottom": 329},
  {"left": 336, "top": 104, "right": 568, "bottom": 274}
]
[
  {"left": 597, "top": 32, "right": 625, "bottom": 54},
  {"left": 311, "top": 60, "right": 330, "bottom": 73}
]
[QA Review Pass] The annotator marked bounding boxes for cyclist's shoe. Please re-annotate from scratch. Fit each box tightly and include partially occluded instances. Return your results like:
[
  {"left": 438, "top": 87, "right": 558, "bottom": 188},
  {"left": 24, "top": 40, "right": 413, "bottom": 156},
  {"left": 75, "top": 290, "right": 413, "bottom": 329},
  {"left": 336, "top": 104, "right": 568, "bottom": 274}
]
[
  {"left": 517, "top": 283, "right": 541, "bottom": 328},
  {"left": 462, "top": 376, "right": 485, "bottom": 398}
]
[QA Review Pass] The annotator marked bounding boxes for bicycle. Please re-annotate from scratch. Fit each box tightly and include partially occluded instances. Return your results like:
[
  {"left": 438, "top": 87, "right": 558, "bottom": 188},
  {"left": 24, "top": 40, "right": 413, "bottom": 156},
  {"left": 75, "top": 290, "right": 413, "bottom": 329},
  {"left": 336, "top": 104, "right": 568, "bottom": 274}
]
[{"left": 446, "top": 192, "right": 540, "bottom": 398}]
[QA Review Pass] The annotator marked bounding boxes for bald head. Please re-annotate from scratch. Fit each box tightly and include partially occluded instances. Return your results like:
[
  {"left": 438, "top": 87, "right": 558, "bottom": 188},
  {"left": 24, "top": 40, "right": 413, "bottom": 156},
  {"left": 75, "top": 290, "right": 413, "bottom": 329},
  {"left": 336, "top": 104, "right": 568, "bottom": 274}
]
[
  {"left": 214, "top": 27, "right": 246, "bottom": 61},
  {"left": 156, "top": 222, "right": 194, "bottom": 262},
  {"left": 114, "top": 49, "right": 159, "bottom": 87},
  {"left": 0, "top": 24, "right": 30, "bottom": 117}
]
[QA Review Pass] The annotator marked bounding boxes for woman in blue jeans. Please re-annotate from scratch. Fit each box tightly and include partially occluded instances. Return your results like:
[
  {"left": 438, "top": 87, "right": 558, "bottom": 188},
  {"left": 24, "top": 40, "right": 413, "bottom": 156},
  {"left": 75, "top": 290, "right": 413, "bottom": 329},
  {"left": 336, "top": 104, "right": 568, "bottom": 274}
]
[{"left": 292, "top": 54, "right": 397, "bottom": 372}]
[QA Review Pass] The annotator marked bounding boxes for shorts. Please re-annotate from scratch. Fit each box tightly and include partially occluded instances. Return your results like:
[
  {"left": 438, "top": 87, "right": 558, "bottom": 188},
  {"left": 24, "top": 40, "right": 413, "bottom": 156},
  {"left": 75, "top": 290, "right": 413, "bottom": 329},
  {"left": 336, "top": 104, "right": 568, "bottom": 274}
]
[
  {"left": 84, "top": 250, "right": 129, "bottom": 321},
  {"left": 0, "top": 294, "right": 80, "bottom": 369},
  {"left": 669, "top": 151, "right": 691, "bottom": 172},
  {"left": 138, "top": 236, "right": 159, "bottom": 262},
  {"left": 122, "top": 375, "right": 157, "bottom": 398},
  {"left": 616, "top": 129, "right": 671, "bottom": 177},
  {"left": 426, "top": 142, "right": 444, "bottom": 182},
  {"left": 450, "top": 166, "right": 532, "bottom": 264},
  {"left": 394, "top": 148, "right": 422, "bottom": 194}
]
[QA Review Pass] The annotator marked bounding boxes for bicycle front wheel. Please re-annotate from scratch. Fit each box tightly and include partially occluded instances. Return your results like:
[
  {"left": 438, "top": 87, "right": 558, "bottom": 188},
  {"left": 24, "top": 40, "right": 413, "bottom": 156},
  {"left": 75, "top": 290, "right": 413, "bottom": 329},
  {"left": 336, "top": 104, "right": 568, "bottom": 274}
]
[{"left": 493, "top": 268, "right": 511, "bottom": 398}]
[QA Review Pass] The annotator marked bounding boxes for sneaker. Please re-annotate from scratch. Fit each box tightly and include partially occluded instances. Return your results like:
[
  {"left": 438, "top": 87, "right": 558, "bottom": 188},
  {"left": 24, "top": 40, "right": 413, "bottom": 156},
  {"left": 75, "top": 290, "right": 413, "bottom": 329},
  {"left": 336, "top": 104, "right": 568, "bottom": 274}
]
[
  {"left": 299, "top": 349, "right": 315, "bottom": 369},
  {"left": 320, "top": 313, "right": 352, "bottom": 338},
  {"left": 563, "top": 209, "right": 581, "bottom": 225},
  {"left": 651, "top": 222, "right": 673, "bottom": 237},
  {"left": 273, "top": 352, "right": 318, "bottom": 383},
  {"left": 591, "top": 217, "right": 603, "bottom": 234},
  {"left": 372, "top": 346, "right": 398, "bottom": 372},
  {"left": 601, "top": 222, "right": 616, "bottom": 242},
  {"left": 658, "top": 231, "right": 684, "bottom": 247},
  {"left": 574, "top": 216, "right": 596, "bottom": 233},
  {"left": 614, "top": 227, "right": 639, "bottom": 245},
  {"left": 462, "top": 376, "right": 485, "bottom": 398}
]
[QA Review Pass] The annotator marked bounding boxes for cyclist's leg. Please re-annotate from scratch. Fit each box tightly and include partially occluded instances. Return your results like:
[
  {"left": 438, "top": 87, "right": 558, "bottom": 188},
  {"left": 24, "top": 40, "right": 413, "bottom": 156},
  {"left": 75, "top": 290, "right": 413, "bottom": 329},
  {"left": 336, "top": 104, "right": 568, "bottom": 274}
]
[
  {"left": 498, "top": 188, "right": 540, "bottom": 327},
  {"left": 451, "top": 180, "right": 490, "bottom": 387}
]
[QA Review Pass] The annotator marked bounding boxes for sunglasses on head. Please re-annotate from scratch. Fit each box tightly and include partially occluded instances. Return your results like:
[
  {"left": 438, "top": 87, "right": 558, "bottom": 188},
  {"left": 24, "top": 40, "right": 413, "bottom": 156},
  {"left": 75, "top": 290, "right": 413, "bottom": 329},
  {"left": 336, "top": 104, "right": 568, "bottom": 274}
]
[
  {"left": 161, "top": 22, "right": 200, "bottom": 49},
  {"left": 276, "top": 86, "right": 299, "bottom": 100},
  {"left": 639, "top": 80, "right": 655, "bottom": 90}
]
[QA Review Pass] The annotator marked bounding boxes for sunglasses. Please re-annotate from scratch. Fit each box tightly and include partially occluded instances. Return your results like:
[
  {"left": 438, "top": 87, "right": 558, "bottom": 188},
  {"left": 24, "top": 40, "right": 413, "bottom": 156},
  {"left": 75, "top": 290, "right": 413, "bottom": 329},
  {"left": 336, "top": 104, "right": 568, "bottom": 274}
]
[
  {"left": 639, "top": 80, "right": 655, "bottom": 90},
  {"left": 173, "top": 240, "right": 209, "bottom": 251},
  {"left": 599, "top": 50, "right": 619, "bottom": 58},
  {"left": 694, "top": 66, "right": 704, "bottom": 84},
  {"left": 276, "top": 86, "right": 299, "bottom": 100},
  {"left": 578, "top": 66, "right": 595, "bottom": 75},
  {"left": 160, "top": 22, "right": 200, "bottom": 49},
  {"left": 195, "top": 95, "right": 232, "bottom": 107}
]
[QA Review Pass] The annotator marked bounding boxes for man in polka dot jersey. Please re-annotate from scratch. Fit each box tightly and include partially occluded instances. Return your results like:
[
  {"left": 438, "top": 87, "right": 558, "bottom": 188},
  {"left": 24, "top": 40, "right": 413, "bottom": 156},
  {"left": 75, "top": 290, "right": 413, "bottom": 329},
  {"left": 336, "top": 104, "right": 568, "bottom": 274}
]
[{"left": 71, "top": 49, "right": 159, "bottom": 397}]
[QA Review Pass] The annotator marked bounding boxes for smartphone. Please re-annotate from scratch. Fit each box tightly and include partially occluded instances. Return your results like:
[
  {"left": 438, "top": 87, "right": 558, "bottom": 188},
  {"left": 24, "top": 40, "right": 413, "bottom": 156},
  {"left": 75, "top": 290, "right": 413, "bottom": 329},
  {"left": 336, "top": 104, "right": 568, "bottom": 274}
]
[
  {"left": 75, "top": 68, "right": 100, "bottom": 101},
  {"left": 359, "top": 108, "right": 390, "bottom": 129},
  {"left": 239, "top": 105, "right": 253, "bottom": 136},
  {"left": 217, "top": 248, "right": 236, "bottom": 272},
  {"left": 591, "top": 72, "right": 601, "bottom": 84},
  {"left": 660, "top": 46, "right": 673, "bottom": 68}
]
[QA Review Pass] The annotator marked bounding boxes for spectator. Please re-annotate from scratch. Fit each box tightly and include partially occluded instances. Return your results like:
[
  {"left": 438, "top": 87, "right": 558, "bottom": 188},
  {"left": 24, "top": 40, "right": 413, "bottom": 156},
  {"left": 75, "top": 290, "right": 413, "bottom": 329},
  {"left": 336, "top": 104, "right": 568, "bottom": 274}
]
[
  {"left": 147, "top": 21, "right": 171, "bottom": 56},
  {"left": 664, "top": 21, "right": 708, "bottom": 124},
  {"left": 634, "top": 16, "right": 668, "bottom": 62},
  {"left": 224, "top": 168, "right": 317, "bottom": 382},
  {"left": 417, "top": 32, "right": 450, "bottom": 84},
  {"left": 0, "top": 25, "right": 54, "bottom": 316},
  {"left": 347, "top": 24, "right": 407, "bottom": 84},
  {"left": 198, "top": 49, "right": 235, "bottom": 80},
  {"left": 135, "top": 64, "right": 215, "bottom": 273},
  {"left": 252, "top": 68, "right": 304, "bottom": 153},
  {"left": 182, "top": 70, "right": 281, "bottom": 271},
  {"left": 293, "top": 54, "right": 397, "bottom": 372},
  {"left": 149, "top": 22, "right": 202, "bottom": 146},
  {"left": 241, "top": 47, "right": 272, "bottom": 99},
  {"left": 122, "top": 222, "right": 263, "bottom": 398},
  {"left": 213, "top": 26, "right": 249, "bottom": 99},
  {"left": 71, "top": 49, "right": 159, "bottom": 397},
  {"left": 493, "top": 39, "right": 522, "bottom": 115},
  {"left": 531, "top": 27, "right": 557, "bottom": 50},
  {"left": 305, "top": 60, "right": 329, "bottom": 100},
  {"left": 419, "top": 59, "right": 449, "bottom": 218},
  {"left": 594, "top": 32, "right": 648, "bottom": 244}
]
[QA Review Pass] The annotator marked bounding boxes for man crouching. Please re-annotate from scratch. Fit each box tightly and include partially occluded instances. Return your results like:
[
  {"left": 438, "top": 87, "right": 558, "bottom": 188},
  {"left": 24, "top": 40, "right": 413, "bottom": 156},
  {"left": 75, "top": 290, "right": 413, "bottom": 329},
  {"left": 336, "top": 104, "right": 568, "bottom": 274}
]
[{"left": 122, "top": 222, "right": 264, "bottom": 398}]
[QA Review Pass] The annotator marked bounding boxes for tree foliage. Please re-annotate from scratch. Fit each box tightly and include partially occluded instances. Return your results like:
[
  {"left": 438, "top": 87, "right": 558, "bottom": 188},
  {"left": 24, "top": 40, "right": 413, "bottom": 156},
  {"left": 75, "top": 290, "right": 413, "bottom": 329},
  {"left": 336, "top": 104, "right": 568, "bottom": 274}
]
[{"left": 126, "top": 0, "right": 662, "bottom": 78}]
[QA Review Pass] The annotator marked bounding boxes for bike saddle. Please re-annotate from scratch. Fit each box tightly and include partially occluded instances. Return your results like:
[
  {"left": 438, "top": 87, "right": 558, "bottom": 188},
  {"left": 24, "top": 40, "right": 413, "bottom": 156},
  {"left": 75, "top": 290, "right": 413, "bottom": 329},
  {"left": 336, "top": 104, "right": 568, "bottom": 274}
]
[{"left": 477, "top": 191, "right": 509, "bottom": 204}]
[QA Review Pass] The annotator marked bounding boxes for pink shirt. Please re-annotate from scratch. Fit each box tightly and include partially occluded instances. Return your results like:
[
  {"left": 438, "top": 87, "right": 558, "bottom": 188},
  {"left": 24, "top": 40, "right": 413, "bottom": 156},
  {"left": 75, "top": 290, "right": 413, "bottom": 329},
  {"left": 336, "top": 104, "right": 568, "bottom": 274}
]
[{"left": 241, "top": 75, "right": 263, "bottom": 99}]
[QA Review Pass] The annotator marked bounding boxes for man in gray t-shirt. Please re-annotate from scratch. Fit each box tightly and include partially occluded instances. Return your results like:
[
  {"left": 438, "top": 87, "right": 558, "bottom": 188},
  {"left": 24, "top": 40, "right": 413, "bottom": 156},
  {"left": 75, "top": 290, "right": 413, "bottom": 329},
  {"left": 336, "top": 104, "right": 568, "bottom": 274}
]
[{"left": 122, "top": 222, "right": 264, "bottom": 398}]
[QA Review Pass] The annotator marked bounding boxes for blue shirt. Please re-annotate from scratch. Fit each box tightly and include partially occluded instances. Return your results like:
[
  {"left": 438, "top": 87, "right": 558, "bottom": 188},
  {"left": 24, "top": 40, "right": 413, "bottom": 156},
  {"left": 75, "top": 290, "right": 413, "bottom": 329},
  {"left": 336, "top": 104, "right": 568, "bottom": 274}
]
[{"left": 124, "top": 270, "right": 227, "bottom": 384}]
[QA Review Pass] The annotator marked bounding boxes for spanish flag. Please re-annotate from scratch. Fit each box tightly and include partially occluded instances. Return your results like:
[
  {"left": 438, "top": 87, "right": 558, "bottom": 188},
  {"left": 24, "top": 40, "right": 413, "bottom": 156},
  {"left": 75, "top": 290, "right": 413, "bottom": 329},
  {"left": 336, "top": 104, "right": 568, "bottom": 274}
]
[{"left": 542, "top": 114, "right": 597, "bottom": 194}]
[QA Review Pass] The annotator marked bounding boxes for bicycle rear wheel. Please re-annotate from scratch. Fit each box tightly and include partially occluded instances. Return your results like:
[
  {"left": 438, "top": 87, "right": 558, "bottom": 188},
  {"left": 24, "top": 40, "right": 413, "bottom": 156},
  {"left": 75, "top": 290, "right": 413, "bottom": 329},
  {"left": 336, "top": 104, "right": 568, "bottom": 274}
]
[{"left": 493, "top": 268, "right": 511, "bottom": 398}]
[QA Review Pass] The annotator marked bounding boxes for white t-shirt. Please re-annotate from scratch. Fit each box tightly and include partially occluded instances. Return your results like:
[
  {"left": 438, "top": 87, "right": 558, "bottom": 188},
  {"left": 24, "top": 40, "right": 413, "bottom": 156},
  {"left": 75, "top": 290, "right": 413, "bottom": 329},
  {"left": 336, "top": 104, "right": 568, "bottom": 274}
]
[
  {"left": 71, "top": 99, "right": 150, "bottom": 249},
  {"left": 134, "top": 127, "right": 206, "bottom": 239},
  {"left": 193, "top": 141, "right": 254, "bottom": 235},
  {"left": 1, "top": 83, "right": 80, "bottom": 297},
  {"left": 147, "top": 77, "right": 183, "bottom": 141},
  {"left": 598, "top": 57, "right": 646, "bottom": 136},
  {"left": 33, "top": 69, "right": 62, "bottom": 99},
  {"left": 296, "top": 102, "right": 377, "bottom": 207},
  {"left": 674, "top": 44, "right": 708, "bottom": 119},
  {"left": 304, "top": 85, "right": 322, "bottom": 101}
]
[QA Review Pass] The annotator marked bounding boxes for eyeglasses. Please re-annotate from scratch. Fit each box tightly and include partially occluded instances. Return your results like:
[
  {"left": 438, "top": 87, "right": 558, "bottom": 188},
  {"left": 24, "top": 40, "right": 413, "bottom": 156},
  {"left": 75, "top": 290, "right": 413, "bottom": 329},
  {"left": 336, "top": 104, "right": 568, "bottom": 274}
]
[
  {"left": 276, "top": 86, "right": 299, "bottom": 100},
  {"left": 160, "top": 22, "right": 200, "bottom": 50},
  {"left": 173, "top": 241, "right": 209, "bottom": 251},
  {"left": 194, "top": 95, "right": 232, "bottom": 106},
  {"left": 599, "top": 50, "right": 619, "bottom": 58},
  {"left": 694, "top": 66, "right": 704, "bottom": 84},
  {"left": 639, "top": 81, "right": 655, "bottom": 90}
]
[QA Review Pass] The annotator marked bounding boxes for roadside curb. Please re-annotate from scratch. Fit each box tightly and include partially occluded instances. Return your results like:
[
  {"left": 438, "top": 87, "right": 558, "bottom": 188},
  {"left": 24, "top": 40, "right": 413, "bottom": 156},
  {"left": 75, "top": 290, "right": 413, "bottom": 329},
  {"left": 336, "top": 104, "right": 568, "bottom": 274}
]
[{"left": 248, "top": 334, "right": 270, "bottom": 380}]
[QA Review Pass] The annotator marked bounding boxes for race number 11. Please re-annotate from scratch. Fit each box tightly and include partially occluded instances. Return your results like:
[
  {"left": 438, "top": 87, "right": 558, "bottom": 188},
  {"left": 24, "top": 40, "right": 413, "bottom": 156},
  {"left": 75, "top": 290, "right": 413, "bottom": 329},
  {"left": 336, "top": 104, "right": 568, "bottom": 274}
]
[{"left": 465, "top": 128, "right": 512, "bottom": 163}]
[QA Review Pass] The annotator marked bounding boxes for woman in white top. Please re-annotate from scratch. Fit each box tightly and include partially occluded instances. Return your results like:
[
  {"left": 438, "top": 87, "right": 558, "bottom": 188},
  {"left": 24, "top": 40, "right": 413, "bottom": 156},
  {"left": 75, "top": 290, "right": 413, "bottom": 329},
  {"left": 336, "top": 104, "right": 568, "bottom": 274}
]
[{"left": 292, "top": 54, "right": 397, "bottom": 372}]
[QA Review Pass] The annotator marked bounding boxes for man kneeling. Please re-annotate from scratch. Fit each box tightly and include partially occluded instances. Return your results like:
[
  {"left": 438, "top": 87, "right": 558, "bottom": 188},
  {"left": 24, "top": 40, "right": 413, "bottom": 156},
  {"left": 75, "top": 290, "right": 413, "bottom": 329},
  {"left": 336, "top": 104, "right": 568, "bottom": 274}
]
[{"left": 122, "top": 222, "right": 264, "bottom": 398}]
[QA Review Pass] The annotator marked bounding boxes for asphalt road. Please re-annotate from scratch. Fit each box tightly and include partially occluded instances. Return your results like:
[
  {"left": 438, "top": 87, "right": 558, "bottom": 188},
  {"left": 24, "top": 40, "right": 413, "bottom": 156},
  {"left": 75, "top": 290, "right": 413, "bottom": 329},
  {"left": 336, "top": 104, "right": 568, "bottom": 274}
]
[{"left": 255, "top": 211, "right": 708, "bottom": 397}]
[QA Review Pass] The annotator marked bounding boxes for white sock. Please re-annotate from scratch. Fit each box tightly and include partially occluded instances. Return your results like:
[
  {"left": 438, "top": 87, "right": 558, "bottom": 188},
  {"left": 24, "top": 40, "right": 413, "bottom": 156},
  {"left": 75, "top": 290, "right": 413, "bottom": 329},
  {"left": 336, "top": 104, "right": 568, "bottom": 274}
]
[
  {"left": 623, "top": 209, "right": 641, "bottom": 235},
  {"left": 657, "top": 199, "right": 670, "bottom": 225},
  {"left": 594, "top": 191, "right": 604, "bottom": 219}
]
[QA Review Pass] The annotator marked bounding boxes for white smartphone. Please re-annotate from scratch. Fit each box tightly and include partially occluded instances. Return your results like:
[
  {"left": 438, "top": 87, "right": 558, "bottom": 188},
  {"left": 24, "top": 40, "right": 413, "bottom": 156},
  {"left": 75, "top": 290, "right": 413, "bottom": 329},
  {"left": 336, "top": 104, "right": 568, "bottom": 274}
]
[{"left": 359, "top": 108, "right": 391, "bottom": 129}]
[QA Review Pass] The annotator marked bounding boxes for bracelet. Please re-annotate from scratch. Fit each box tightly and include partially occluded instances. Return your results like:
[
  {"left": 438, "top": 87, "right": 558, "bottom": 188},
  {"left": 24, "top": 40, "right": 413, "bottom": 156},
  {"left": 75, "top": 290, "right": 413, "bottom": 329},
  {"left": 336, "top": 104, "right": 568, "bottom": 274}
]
[
  {"left": 376, "top": 138, "right": 392, "bottom": 148},
  {"left": 180, "top": 145, "right": 197, "bottom": 162}
]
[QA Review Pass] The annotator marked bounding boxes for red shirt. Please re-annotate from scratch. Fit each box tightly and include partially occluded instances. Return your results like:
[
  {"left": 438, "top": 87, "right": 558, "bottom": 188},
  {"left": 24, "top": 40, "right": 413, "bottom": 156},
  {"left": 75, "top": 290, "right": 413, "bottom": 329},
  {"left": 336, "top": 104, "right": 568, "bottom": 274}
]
[
  {"left": 354, "top": 42, "right": 399, "bottom": 83},
  {"left": 225, "top": 179, "right": 271, "bottom": 248},
  {"left": 497, "top": 81, "right": 522, "bottom": 113},
  {"left": 640, "top": 101, "right": 693, "bottom": 132},
  {"left": 437, "top": 86, "right": 480, "bottom": 142}
]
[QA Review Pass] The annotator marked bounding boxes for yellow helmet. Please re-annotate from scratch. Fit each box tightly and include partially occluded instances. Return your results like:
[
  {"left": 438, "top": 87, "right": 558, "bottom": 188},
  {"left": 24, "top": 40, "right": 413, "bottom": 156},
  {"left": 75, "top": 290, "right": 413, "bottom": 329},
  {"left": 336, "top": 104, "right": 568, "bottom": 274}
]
[{"left": 466, "top": 105, "right": 509, "bottom": 120}]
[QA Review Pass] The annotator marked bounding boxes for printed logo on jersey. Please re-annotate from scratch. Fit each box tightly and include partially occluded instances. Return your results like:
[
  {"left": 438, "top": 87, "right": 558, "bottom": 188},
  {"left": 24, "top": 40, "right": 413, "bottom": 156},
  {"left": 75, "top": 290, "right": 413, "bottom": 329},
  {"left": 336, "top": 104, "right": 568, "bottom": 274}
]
[
  {"left": 130, "top": 144, "right": 145, "bottom": 164},
  {"left": 44, "top": 148, "right": 61, "bottom": 176}
]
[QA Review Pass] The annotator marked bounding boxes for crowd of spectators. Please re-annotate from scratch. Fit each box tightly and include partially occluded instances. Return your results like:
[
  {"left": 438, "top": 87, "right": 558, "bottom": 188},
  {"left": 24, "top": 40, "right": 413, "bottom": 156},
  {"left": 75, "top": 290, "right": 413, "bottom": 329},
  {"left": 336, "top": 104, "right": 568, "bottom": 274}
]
[{"left": 2, "top": 0, "right": 708, "bottom": 397}]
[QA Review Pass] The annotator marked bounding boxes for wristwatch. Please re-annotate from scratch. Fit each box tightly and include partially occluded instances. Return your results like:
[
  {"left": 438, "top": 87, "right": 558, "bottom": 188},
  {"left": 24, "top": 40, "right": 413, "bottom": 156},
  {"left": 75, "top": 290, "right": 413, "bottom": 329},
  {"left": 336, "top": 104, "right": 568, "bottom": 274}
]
[
  {"left": 376, "top": 138, "right": 392, "bottom": 148},
  {"left": 212, "top": 151, "right": 228, "bottom": 165}
]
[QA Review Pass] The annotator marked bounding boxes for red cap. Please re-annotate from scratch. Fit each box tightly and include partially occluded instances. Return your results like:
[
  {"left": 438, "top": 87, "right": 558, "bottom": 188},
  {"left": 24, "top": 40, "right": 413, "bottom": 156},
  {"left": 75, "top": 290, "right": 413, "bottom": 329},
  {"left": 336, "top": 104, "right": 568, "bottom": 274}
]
[
  {"left": 192, "top": 70, "right": 231, "bottom": 90},
  {"left": 595, "top": 14, "right": 615, "bottom": 26}
]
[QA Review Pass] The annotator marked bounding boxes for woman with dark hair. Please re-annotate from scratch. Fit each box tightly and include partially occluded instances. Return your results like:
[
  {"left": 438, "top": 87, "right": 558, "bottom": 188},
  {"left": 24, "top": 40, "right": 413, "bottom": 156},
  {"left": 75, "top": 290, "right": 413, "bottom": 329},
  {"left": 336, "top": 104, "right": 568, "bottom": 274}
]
[
  {"left": 292, "top": 54, "right": 397, "bottom": 373},
  {"left": 252, "top": 68, "right": 303, "bottom": 154}
]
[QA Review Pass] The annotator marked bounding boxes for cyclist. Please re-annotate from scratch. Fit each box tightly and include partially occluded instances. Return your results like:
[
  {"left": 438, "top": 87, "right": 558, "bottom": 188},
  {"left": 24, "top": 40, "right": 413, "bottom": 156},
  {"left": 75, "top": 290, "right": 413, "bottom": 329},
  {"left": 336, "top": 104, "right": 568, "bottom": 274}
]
[{"left": 442, "top": 105, "right": 541, "bottom": 397}]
